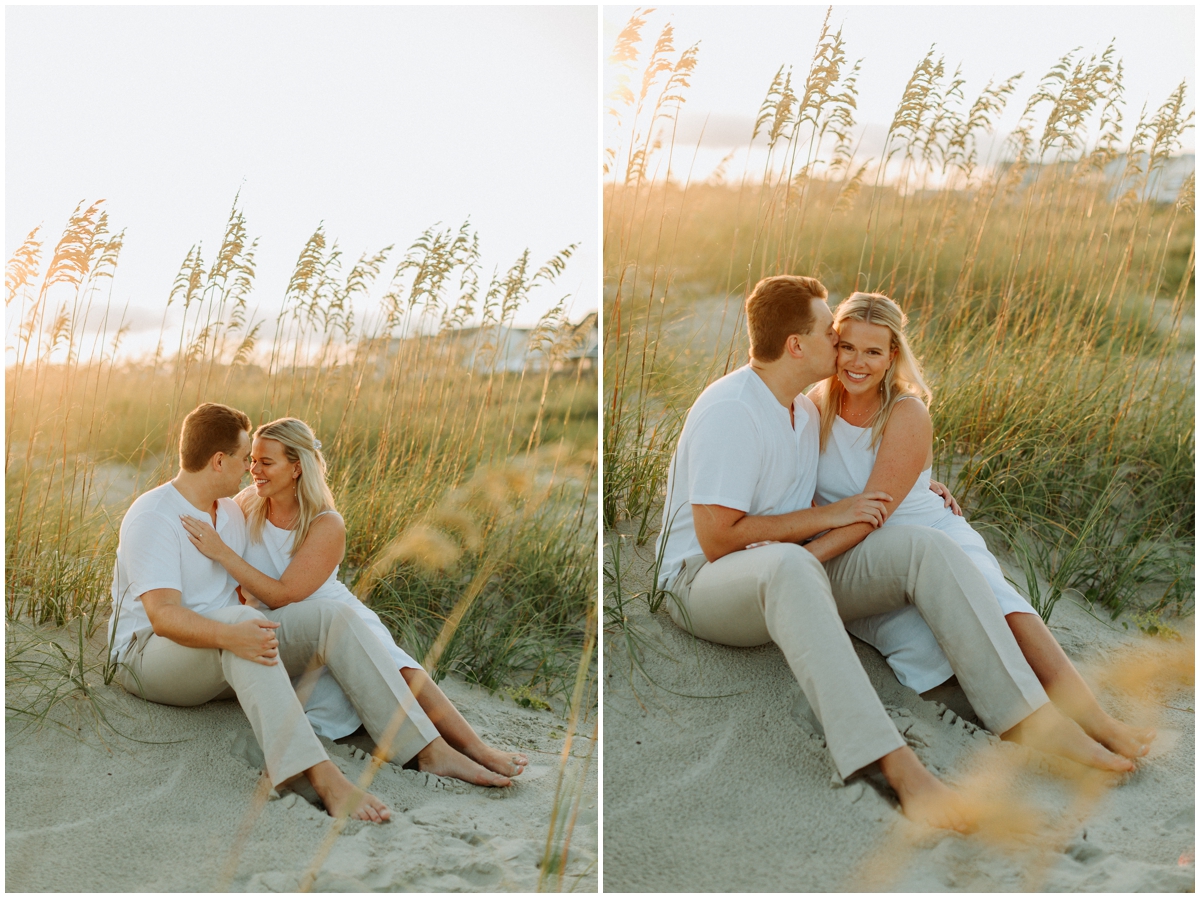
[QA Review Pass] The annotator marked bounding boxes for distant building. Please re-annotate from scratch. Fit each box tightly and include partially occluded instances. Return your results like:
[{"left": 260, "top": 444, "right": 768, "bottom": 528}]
[
  {"left": 1107, "top": 152, "right": 1195, "bottom": 204},
  {"left": 458, "top": 314, "right": 598, "bottom": 374},
  {"left": 363, "top": 314, "right": 597, "bottom": 377},
  {"left": 998, "top": 153, "right": 1195, "bottom": 204}
]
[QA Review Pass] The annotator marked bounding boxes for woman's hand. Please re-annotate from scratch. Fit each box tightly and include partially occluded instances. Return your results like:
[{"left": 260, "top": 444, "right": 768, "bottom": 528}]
[
  {"left": 825, "top": 490, "right": 892, "bottom": 529},
  {"left": 180, "top": 514, "right": 234, "bottom": 562},
  {"left": 928, "top": 480, "right": 963, "bottom": 516}
]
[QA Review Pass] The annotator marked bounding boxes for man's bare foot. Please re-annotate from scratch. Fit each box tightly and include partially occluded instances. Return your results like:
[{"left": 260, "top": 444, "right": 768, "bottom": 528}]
[
  {"left": 1003, "top": 704, "right": 1134, "bottom": 772},
  {"left": 878, "top": 746, "right": 974, "bottom": 832},
  {"left": 304, "top": 760, "right": 391, "bottom": 822},
  {"left": 1076, "top": 707, "right": 1156, "bottom": 759},
  {"left": 466, "top": 742, "right": 528, "bottom": 778},
  {"left": 418, "top": 737, "right": 512, "bottom": 786}
]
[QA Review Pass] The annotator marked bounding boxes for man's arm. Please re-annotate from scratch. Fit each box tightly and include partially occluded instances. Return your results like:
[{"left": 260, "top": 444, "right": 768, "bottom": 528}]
[
  {"left": 141, "top": 588, "right": 280, "bottom": 665},
  {"left": 803, "top": 399, "right": 932, "bottom": 563},
  {"left": 693, "top": 491, "right": 891, "bottom": 563}
]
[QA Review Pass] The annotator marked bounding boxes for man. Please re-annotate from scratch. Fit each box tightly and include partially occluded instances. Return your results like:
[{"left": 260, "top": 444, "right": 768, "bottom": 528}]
[
  {"left": 656, "top": 275, "right": 1132, "bottom": 829},
  {"left": 108, "top": 403, "right": 507, "bottom": 823}
]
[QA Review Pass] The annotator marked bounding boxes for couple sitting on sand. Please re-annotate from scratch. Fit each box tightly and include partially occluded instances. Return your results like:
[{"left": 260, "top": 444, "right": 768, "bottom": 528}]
[
  {"left": 107, "top": 404, "right": 524, "bottom": 823},
  {"left": 656, "top": 275, "right": 1155, "bottom": 830}
]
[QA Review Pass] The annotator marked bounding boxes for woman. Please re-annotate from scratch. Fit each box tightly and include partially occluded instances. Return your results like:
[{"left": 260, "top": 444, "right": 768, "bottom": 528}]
[
  {"left": 179, "top": 417, "right": 527, "bottom": 785},
  {"left": 807, "top": 292, "right": 1154, "bottom": 761}
]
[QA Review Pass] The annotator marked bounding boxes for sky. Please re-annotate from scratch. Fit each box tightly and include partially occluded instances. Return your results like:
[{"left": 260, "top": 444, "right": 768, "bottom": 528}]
[
  {"left": 6, "top": 6, "right": 598, "bottom": 359},
  {"left": 604, "top": 4, "right": 1195, "bottom": 181}
]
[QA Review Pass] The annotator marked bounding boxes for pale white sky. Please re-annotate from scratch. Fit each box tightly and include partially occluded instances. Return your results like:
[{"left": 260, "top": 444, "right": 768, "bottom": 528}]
[
  {"left": 7, "top": 6, "right": 598, "bottom": 357},
  {"left": 605, "top": 4, "right": 1194, "bottom": 179}
]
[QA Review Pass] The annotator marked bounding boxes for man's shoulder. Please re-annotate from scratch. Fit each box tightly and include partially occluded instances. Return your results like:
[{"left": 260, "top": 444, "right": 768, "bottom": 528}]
[
  {"left": 124, "top": 482, "right": 181, "bottom": 523},
  {"left": 795, "top": 391, "right": 820, "bottom": 420},
  {"left": 690, "top": 367, "right": 761, "bottom": 417},
  {"left": 217, "top": 496, "right": 246, "bottom": 522},
  {"left": 119, "top": 484, "right": 185, "bottom": 552}
]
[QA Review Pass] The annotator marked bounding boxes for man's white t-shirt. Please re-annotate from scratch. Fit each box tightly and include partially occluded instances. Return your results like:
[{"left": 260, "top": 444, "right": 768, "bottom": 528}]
[
  {"left": 656, "top": 365, "right": 821, "bottom": 587},
  {"left": 108, "top": 482, "right": 248, "bottom": 660}
]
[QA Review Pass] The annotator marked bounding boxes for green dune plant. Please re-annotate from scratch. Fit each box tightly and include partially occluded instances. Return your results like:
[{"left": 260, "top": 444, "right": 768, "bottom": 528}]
[{"left": 604, "top": 8, "right": 1194, "bottom": 627}]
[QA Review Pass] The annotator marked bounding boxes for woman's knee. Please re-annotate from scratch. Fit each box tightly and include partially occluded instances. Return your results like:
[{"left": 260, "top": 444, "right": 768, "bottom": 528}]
[
  {"left": 269, "top": 598, "right": 351, "bottom": 625},
  {"left": 879, "top": 524, "right": 958, "bottom": 559}
]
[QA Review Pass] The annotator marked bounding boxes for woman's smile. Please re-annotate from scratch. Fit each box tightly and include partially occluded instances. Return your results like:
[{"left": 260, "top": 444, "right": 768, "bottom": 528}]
[
  {"left": 250, "top": 437, "right": 297, "bottom": 499},
  {"left": 836, "top": 319, "right": 896, "bottom": 398}
]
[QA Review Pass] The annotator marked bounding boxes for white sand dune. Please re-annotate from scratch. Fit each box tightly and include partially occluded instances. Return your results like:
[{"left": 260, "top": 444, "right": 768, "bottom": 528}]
[
  {"left": 6, "top": 638, "right": 597, "bottom": 893},
  {"left": 603, "top": 532, "right": 1194, "bottom": 892}
]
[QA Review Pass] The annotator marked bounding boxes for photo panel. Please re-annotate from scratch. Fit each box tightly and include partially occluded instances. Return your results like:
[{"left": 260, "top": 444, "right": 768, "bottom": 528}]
[
  {"left": 601, "top": 5, "right": 1194, "bottom": 892},
  {"left": 6, "top": 6, "right": 600, "bottom": 892}
]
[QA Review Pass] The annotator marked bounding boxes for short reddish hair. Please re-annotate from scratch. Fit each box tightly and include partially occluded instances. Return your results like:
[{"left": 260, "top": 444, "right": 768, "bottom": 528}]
[
  {"left": 179, "top": 403, "right": 251, "bottom": 472},
  {"left": 746, "top": 275, "right": 829, "bottom": 361}
]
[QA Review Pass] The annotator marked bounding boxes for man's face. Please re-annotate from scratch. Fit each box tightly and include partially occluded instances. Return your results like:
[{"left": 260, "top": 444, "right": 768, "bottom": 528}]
[
  {"left": 795, "top": 298, "right": 838, "bottom": 376},
  {"left": 220, "top": 430, "right": 252, "bottom": 496}
]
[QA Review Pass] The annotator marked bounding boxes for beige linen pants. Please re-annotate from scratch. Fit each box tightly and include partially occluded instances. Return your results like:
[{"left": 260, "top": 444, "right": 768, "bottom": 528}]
[
  {"left": 118, "top": 600, "right": 440, "bottom": 786},
  {"left": 667, "top": 526, "right": 1048, "bottom": 779}
]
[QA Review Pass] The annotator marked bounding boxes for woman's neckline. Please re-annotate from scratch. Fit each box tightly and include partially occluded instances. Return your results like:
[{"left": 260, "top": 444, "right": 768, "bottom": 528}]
[
  {"left": 835, "top": 414, "right": 870, "bottom": 431},
  {"left": 264, "top": 509, "right": 336, "bottom": 532}
]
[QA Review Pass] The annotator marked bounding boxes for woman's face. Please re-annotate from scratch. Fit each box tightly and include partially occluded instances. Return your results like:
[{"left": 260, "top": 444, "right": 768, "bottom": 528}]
[
  {"left": 250, "top": 437, "right": 300, "bottom": 501},
  {"left": 836, "top": 319, "right": 896, "bottom": 399}
]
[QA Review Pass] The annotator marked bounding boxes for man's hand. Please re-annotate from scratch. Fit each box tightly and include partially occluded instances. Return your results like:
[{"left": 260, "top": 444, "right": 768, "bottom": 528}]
[
  {"left": 928, "top": 480, "right": 962, "bottom": 516},
  {"left": 224, "top": 618, "right": 281, "bottom": 665},
  {"left": 822, "top": 490, "right": 892, "bottom": 529}
]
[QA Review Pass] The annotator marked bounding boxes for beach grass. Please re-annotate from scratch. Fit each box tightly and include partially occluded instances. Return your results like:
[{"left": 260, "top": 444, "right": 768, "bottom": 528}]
[
  {"left": 6, "top": 199, "right": 597, "bottom": 706},
  {"left": 603, "top": 10, "right": 1194, "bottom": 633}
]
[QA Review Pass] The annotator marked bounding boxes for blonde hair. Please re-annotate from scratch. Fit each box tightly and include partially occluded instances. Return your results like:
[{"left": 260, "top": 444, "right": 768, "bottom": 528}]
[
  {"left": 814, "top": 292, "right": 932, "bottom": 451},
  {"left": 243, "top": 417, "right": 337, "bottom": 552}
]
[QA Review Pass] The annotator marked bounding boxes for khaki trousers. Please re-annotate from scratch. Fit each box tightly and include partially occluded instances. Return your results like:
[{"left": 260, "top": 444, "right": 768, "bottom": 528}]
[
  {"left": 667, "top": 526, "right": 1048, "bottom": 779},
  {"left": 118, "top": 600, "right": 440, "bottom": 786}
]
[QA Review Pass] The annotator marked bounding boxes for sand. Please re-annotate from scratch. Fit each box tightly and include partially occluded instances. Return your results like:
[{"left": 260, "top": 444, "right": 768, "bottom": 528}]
[
  {"left": 602, "top": 528, "right": 1195, "bottom": 892},
  {"left": 5, "top": 634, "right": 597, "bottom": 893}
]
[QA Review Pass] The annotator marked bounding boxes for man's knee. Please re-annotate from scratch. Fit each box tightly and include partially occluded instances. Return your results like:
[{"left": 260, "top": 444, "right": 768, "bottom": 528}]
[
  {"left": 759, "top": 543, "right": 826, "bottom": 585},
  {"left": 208, "top": 604, "right": 268, "bottom": 625},
  {"left": 754, "top": 544, "right": 833, "bottom": 611}
]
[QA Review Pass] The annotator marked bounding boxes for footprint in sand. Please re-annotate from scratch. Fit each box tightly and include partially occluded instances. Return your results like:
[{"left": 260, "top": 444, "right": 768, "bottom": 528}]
[{"left": 228, "top": 730, "right": 265, "bottom": 771}]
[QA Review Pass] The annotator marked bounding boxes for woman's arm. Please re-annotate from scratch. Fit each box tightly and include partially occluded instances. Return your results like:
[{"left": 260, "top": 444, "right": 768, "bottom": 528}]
[
  {"left": 804, "top": 399, "right": 933, "bottom": 563},
  {"left": 179, "top": 512, "right": 346, "bottom": 609}
]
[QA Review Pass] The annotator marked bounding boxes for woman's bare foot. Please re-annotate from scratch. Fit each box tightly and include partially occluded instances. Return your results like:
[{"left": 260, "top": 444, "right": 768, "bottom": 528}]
[
  {"left": 878, "top": 746, "right": 974, "bottom": 832},
  {"left": 398, "top": 668, "right": 527, "bottom": 777},
  {"left": 304, "top": 760, "right": 391, "bottom": 822},
  {"left": 1076, "top": 707, "right": 1156, "bottom": 759},
  {"left": 418, "top": 737, "right": 512, "bottom": 787},
  {"left": 466, "top": 743, "right": 528, "bottom": 778},
  {"left": 1003, "top": 704, "right": 1134, "bottom": 772}
]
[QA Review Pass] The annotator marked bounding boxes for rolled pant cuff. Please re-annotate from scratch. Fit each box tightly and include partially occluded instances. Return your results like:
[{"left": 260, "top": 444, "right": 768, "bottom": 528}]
[
  {"left": 269, "top": 745, "right": 332, "bottom": 788},
  {"left": 830, "top": 731, "right": 907, "bottom": 781},
  {"left": 981, "top": 693, "right": 1050, "bottom": 738}
]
